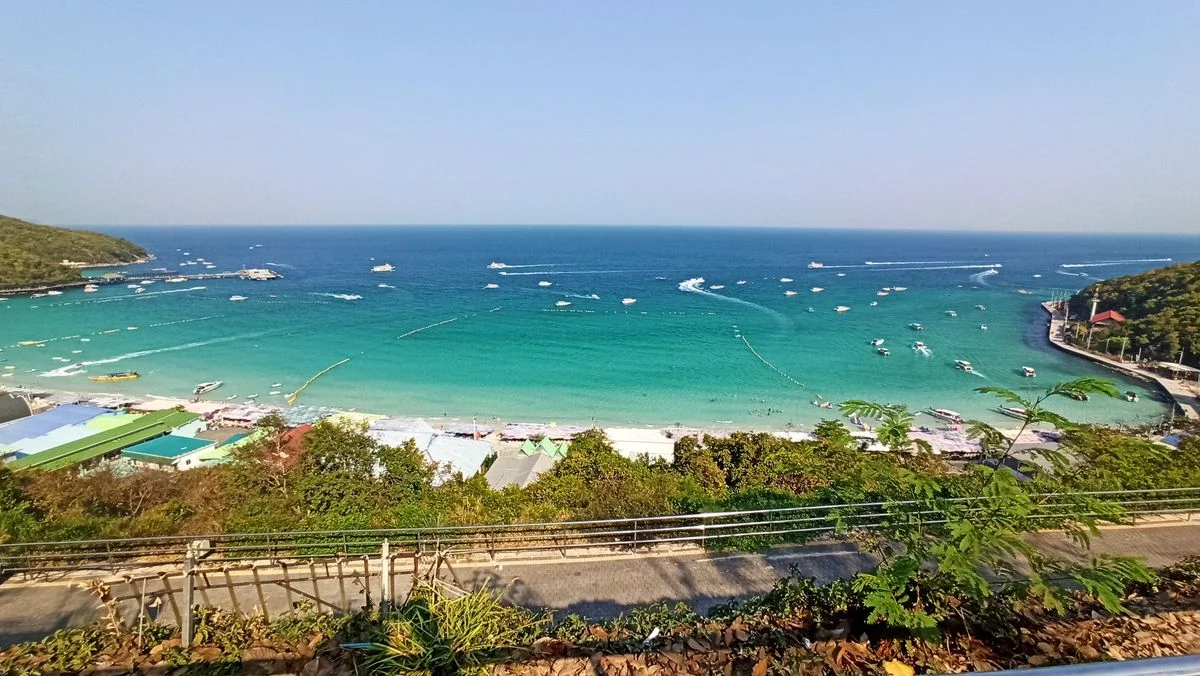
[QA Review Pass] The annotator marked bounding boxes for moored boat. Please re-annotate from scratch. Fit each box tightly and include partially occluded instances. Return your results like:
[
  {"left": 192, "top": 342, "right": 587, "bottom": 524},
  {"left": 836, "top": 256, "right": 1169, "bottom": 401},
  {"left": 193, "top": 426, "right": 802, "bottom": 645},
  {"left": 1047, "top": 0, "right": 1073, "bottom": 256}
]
[
  {"left": 555, "top": 300, "right": 571, "bottom": 307},
  {"left": 621, "top": 298, "right": 637, "bottom": 305},
  {"left": 912, "top": 341, "right": 927, "bottom": 350},
  {"left": 89, "top": 371, "right": 140, "bottom": 382},
  {"left": 979, "top": 324, "right": 988, "bottom": 330},
  {"left": 779, "top": 277, "right": 794, "bottom": 283},
  {"left": 371, "top": 263, "right": 395, "bottom": 272},
  {"left": 1125, "top": 391, "right": 1138, "bottom": 402},
  {"left": 810, "top": 287, "right": 824, "bottom": 293},
  {"left": 997, "top": 406, "right": 1028, "bottom": 420},
  {"left": 954, "top": 359, "right": 974, "bottom": 372},
  {"left": 485, "top": 283, "right": 499, "bottom": 289},
  {"left": 83, "top": 284, "right": 99, "bottom": 293},
  {"left": 229, "top": 295, "right": 248, "bottom": 302},
  {"left": 784, "top": 290, "right": 798, "bottom": 296},
  {"left": 1022, "top": 366, "right": 1037, "bottom": 377},
  {"left": 909, "top": 323, "right": 924, "bottom": 330},
  {"left": 927, "top": 408, "right": 965, "bottom": 424},
  {"left": 876, "top": 347, "right": 890, "bottom": 356},
  {"left": 945, "top": 310, "right": 957, "bottom": 317},
  {"left": 193, "top": 381, "right": 223, "bottom": 395},
  {"left": 538, "top": 280, "right": 552, "bottom": 287},
  {"left": 834, "top": 305, "right": 850, "bottom": 313},
  {"left": 869, "top": 338, "right": 885, "bottom": 346}
]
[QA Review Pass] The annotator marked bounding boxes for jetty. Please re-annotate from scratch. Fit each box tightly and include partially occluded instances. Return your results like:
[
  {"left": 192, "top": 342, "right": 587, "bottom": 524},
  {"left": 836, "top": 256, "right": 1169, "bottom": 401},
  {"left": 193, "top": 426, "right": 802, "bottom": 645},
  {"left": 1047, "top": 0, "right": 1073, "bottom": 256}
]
[
  {"left": 0, "top": 268, "right": 281, "bottom": 297},
  {"left": 1042, "top": 301, "right": 1199, "bottom": 420}
]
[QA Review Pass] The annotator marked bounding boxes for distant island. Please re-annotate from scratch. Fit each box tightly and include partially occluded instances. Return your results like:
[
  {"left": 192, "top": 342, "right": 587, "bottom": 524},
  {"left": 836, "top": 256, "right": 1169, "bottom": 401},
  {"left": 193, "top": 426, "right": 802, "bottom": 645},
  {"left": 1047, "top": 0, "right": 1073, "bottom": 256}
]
[
  {"left": 1069, "top": 260, "right": 1200, "bottom": 367},
  {"left": 0, "top": 215, "right": 149, "bottom": 290}
]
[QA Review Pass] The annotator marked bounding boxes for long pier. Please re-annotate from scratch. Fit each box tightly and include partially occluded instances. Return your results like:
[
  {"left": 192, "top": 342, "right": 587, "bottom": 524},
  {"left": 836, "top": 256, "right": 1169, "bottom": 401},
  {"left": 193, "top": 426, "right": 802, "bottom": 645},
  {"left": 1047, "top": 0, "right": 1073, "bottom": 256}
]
[
  {"left": 0, "top": 270, "right": 278, "bottom": 297},
  {"left": 1041, "top": 301, "right": 1198, "bottom": 420}
]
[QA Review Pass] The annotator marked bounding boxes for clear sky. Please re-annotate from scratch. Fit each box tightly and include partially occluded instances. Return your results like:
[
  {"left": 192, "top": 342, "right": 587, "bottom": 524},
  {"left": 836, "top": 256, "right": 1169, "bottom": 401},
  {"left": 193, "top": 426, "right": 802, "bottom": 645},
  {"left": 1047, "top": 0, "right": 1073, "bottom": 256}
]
[{"left": 1, "top": 2, "right": 1197, "bottom": 231}]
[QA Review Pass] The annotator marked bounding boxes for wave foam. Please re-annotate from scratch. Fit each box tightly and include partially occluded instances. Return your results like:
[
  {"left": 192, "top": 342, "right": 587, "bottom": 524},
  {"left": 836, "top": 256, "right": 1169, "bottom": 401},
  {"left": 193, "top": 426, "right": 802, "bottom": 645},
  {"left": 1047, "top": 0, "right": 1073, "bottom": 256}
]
[
  {"left": 314, "top": 293, "right": 363, "bottom": 301},
  {"left": 80, "top": 333, "right": 262, "bottom": 366},
  {"left": 1060, "top": 258, "right": 1171, "bottom": 268},
  {"left": 678, "top": 278, "right": 789, "bottom": 325}
]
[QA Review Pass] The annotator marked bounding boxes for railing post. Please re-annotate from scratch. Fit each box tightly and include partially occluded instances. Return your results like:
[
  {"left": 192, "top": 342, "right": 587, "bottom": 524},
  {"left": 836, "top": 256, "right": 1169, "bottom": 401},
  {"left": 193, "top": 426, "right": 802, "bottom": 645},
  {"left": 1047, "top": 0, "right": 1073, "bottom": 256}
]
[
  {"left": 380, "top": 539, "right": 391, "bottom": 610},
  {"left": 632, "top": 519, "right": 639, "bottom": 548},
  {"left": 181, "top": 549, "right": 196, "bottom": 649}
]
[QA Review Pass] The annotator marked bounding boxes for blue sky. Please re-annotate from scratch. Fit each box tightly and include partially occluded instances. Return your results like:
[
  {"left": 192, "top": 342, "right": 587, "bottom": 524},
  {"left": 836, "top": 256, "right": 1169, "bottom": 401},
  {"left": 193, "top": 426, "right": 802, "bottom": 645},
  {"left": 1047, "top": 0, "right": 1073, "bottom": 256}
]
[{"left": 1, "top": 2, "right": 1197, "bottom": 231}]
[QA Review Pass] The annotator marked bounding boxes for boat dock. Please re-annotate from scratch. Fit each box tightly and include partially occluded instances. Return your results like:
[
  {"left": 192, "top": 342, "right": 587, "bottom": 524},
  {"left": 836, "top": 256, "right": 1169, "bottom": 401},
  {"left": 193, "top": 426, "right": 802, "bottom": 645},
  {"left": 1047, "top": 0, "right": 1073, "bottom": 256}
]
[
  {"left": 0, "top": 268, "right": 280, "bottom": 297},
  {"left": 1042, "top": 301, "right": 1199, "bottom": 420}
]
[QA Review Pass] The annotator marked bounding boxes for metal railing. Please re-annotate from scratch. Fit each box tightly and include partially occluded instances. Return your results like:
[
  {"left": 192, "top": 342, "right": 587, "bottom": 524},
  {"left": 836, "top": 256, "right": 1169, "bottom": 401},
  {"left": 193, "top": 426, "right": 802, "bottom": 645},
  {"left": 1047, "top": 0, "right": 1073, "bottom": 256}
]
[{"left": 2, "top": 487, "right": 1198, "bottom": 575}]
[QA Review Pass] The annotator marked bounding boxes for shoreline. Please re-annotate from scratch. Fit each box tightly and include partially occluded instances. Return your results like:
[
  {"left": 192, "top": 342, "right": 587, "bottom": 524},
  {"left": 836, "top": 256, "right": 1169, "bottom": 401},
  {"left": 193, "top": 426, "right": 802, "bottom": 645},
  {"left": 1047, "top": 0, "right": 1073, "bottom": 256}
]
[
  {"left": 0, "top": 256, "right": 156, "bottom": 297},
  {"left": 1041, "top": 301, "right": 1199, "bottom": 420}
]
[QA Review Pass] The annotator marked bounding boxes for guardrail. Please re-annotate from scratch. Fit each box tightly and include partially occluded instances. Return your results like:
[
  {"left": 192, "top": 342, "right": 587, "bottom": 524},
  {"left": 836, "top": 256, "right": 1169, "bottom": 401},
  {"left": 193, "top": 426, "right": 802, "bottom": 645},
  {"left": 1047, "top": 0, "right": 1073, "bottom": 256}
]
[{"left": 2, "top": 487, "right": 1198, "bottom": 575}]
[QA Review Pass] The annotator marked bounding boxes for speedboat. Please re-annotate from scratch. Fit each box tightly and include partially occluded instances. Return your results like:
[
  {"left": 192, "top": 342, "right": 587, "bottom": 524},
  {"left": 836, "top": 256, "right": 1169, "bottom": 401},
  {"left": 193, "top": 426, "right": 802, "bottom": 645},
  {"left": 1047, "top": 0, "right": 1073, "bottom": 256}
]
[
  {"left": 810, "top": 287, "right": 824, "bottom": 293},
  {"left": 371, "top": 263, "right": 395, "bottom": 272},
  {"left": 485, "top": 283, "right": 500, "bottom": 289},
  {"left": 877, "top": 347, "right": 890, "bottom": 356},
  {"left": 135, "top": 288, "right": 146, "bottom": 294},
  {"left": 710, "top": 284, "right": 725, "bottom": 290},
  {"left": 736, "top": 280, "right": 747, "bottom": 285},
  {"left": 913, "top": 341, "right": 927, "bottom": 350},
  {"left": 83, "top": 284, "right": 99, "bottom": 293},
  {"left": 927, "top": 408, "right": 965, "bottom": 424},
  {"left": 46, "top": 290, "right": 63, "bottom": 296},
  {"left": 836, "top": 273, "right": 846, "bottom": 277},
  {"left": 89, "top": 371, "right": 140, "bottom": 382},
  {"left": 1017, "top": 289, "right": 1031, "bottom": 295},
  {"left": 1068, "top": 391, "right": 1089, "bottom": 401},
  {"left": 869, "top": 301, "right": 878, "bottom": 306},
  {"left": 555, "top": 300, "right": 571, "bottom": 307},
  {"left": 979, "top": 324, "right": 988, "bottom": 330},
  {"left": 1125, "top": 391, "right": 1138, "bottom": 402},
  {"left": 975, "top": 304, "right": 986, "bottom": 310},
  {"left": 945, "top": 310, "right": 957, "bottom": 317},
  {"left": 779, "top": 277, "right": 794, "bottom": 283},
  {"left": 807, "top": 262, "right": 824, "bottom": 268},
  {"left": 807, "top": 307, "right": 815, "bottom": 312},
  {"left": 909, "top": 323, "right": 924, "bottom": 331},
  {"left": 127, "top": 284, "right": 140, "bottom": 288},
  {"left": 193, "top": 381, "right": 223, "bottom": 395},
  {"left": 538, "top": 281, "right": 552, "bottom": 287},
  {"left": 954, "top": 359, "right": 974, "bottom": 372},
  {"left": 876, "top": 291, "right": 889, "bottom": 296},
  {"left": 621, "top": 298, "right": 637, "bottom": 305},
  {"left": 997, "top": 406, "right": 1028, "bottom": 420},
  {"left": 165, "top": 276, "right": 187, "bottom": 283},
  {"left": 834, "top": 306, "right": 850, "bottom": 313},
  {"left": 1022, "top": 366, "right": 1037, "bottom": 377},
  {"left": 784, "top": 290, "right": 798, "bottom": 296},
  {"left": 487, "top": 262, "right": 506, "bottom": 269},
  {"left": 229, "top": 295, "right": 248, "bottom": 302},
  {"left": 892, "top": 286, "right": 907, "bottom": 291},
  {"left": 870, "top": 338, "right": 885, "bottom": 346}
]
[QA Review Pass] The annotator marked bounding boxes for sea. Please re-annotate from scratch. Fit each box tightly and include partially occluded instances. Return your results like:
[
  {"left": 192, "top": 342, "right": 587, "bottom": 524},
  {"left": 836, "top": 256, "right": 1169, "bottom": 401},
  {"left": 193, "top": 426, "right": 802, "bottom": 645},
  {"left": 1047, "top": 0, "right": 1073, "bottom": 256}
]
[{"left": 2, "top": 226, "right": 1198, "bottom": 431}]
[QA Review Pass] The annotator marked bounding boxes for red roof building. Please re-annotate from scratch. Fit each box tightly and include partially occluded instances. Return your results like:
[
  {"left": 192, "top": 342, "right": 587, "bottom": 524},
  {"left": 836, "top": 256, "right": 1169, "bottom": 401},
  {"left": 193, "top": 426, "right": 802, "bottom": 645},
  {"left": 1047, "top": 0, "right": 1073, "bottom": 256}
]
[{"left": 1090, "top": 310, "right": 1126, "bottom": 326}]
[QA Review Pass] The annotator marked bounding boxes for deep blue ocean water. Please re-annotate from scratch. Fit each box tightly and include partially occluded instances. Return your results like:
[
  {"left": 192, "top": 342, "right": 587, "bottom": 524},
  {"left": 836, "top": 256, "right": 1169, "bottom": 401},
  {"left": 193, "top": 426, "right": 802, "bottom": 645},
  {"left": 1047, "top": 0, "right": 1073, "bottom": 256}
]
[{"left": 2, "top": 226, "right": 1198, "bottom": 430}]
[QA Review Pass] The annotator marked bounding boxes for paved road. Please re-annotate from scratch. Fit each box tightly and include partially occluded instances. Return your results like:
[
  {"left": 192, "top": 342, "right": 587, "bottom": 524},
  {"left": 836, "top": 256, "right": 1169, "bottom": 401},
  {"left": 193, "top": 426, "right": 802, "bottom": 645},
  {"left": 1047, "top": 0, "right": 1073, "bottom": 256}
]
[{"left": 1, "top": 522, "right": 1198, "bottom": 648}]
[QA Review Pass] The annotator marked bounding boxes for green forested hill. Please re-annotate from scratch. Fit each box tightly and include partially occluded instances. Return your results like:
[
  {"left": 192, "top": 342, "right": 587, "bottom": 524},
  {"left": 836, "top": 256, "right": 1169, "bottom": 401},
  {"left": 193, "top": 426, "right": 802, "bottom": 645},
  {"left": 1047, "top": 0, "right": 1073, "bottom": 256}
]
[
  {"left": 1070, "top": 261, "right": 1200, "bottom": 366},
  {"left": 0, "top": 215, "right": 148, "bottom": 289}
]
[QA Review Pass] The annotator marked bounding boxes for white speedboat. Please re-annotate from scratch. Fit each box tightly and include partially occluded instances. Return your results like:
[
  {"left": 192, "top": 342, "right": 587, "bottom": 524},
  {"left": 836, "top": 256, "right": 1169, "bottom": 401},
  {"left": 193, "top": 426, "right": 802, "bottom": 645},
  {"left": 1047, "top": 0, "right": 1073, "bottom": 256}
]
[
  {"left": 912, "top": 341, "right": 927, "bottom": 350},
  {"left": 892, "top": 286, "right": 907, "bottom": 291},
  {"left": 229, "top": 295, "right": 248, "bottom": 302},
  {"left": 807, "top": 307, "right": 815, "bottom": 312},
  {"left": 997, "top": 406, "right": 1028, "bottom": 420},
  {"left": 954, "top": 359, "right": 974, "bottom": 372},
  {"left": 810, "top": 287, "right": 824, "bottom": 293},
  {"left": 538, "top": 281, "right": 552, "bottom": 287},
  {"left": 555, "top": 300, "right": 571, "bottom": 307},
  {"left": 378, "top": 283, "right": 394, "bottom": 288},
  {"left": 870, "top": 338, "right": 885, "bottom": 346},
  {"left": 836, "top": 272, "right": 846, "bottom": 277},
  {"left": 876, "top": 291, "right": 889, "bottom": 296},
  {"left": 622, "top": 298, "right": 637, "bottom": 305},
  {"left": 1017, "top": 289, "right": 1031, "bottom": 295},
  {"left": 135, "top": 288, "right": 146, "bottom": 294},
  {"left": 193, "top": 381, "right": 223, "bottom": 396},
  {"left": 979, "top": 324, "right": 988, "bottom": 330},
  {"left": 945, "top": 310, "right": 957, "bottom": 317},
  {"left": 877, "top": 347, "right": 890, "bottom": 356},
  {"left": 83, "top": 284, "right": 99, "bottom": 293},
  {"left": 808, "top": 262, "right": 825, "bottom": 269},
  {"left": 835, "top": 306, "right": 850, "bottom": 313},
  {"left": 928, "top": 408, "right": 965, "bottom": 424},
  {"left": 909, "top": 323, "right": 924, "bottom": 330},
  {"left": 869, "top": 301, "right": 878, "bottom": 306},
  {"left": 710, "top": 284, "right": 725, "bottom": 290},
  {"left": 1022, "top": 366, "right": 1037, "bottom": 377},
  {"left": 46, "top": 290, "right": 63, "bottom": 296},
  {"left": 736, "top": 280, "right": 747, "bottom": 285},
  {"left": 485, "top": 283, "right": 499, "bottom": 289},
  {"left": 165, "top": 276, "right": 187, "bottom": 283},
  {"left": 780, "top": 277, "right": 794, "bottom": 283},
  {"left": 975, "top": 304, "right": 986, "bottom": 310},
  {"left": 371, "top": 263, "right": 395, "bottom": 272},
  {"left": 784, "top": 290, "right": 798, "bottom": 296},
  {"left": 127, "top": 284, "right": 140, "bottom": 289},
  {"left": 487, "top": 262, "right": 506, "bottom": 269}
]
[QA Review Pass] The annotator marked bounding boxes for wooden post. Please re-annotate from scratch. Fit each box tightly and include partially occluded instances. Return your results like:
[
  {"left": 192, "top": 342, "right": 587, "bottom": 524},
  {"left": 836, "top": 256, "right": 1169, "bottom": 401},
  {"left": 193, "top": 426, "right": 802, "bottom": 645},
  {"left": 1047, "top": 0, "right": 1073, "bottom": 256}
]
[
  {"left": 158, "top": 572, "right": 182, "bottom": 626},
  {"left": 222, "top": 567, "right": 240, "bottom": 615},
  {"left": 182, "top": 550, "right": 196, "bottom": 649},
  {"left": 251, "top": 566, "right": 270, "bottom": 621}
]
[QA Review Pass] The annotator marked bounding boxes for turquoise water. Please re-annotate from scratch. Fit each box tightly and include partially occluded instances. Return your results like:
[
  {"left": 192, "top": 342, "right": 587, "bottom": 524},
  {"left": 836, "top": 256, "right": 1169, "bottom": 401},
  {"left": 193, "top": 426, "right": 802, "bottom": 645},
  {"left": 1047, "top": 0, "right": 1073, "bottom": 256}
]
[{"left": 2, "top": 227, "right": 1197, "bottom": 430}]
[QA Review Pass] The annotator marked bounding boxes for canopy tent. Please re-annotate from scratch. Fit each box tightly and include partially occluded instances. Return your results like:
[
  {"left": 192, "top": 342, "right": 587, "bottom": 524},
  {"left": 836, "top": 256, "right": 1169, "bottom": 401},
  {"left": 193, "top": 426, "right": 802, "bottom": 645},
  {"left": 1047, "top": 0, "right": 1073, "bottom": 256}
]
[{"left": 486, "top": 453, "right": 557, "bottom": 490}]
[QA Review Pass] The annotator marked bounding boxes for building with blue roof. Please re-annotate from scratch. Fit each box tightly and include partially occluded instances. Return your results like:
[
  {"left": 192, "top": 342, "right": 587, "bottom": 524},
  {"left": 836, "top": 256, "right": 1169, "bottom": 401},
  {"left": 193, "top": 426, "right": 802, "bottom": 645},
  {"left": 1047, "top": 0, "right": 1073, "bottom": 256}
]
[
  {"left": 123, "top": 434, "right": 215, "bottom": 470},
  {"left": 0, "top": 404, "right": 113, "bottom": 446}
]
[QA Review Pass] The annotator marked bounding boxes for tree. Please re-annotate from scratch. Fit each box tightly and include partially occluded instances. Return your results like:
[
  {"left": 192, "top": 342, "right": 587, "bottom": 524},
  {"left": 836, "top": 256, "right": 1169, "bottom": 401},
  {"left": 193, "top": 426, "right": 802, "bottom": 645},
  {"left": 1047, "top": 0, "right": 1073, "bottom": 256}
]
[{"left": 837, "top": 401, "right": 932, "bottom": 455}]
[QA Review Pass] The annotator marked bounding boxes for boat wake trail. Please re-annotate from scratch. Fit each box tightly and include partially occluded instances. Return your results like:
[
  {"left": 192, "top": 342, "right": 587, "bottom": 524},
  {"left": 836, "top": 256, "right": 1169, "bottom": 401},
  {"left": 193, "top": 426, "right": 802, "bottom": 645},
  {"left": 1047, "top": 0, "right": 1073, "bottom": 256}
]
[
  {"left": 49, "top": 287, "right": 208, "bottom": 306},
  {"left": 1060, "top": 258, "right": 1171, "bottom": 268},
  {"left": 567, "top": 293, "right": 601, "bottom": 300},
  {"left": 313, "top": 293, "right": 363, "bottom": 301},
  {"left": 497, "top": 270, "right": 624, "bottom": 276},
  {"left": 969, "top": 269, "right": 999, "bottom": 285},
  {"left": 396, "top": 318, "right": 458, "bottom": 340},
  {"left": 821, "top": 263, "right": 1002, "bottom": 272},
  {"left": 265, "top": 262, "right": 296, "bottom": 269},
  {"left": 1056, "top": 270, "right": 1089, "bottom": 278},
  {"left": 78, "top": 333, "right": 264, "bottom": 366},
  {"left": 678, "top": 278, "right": 788, "bottom": 325},
  {"left": 40, "top": 364, "right": 86, "bottom": 377},
  {"left": 864, "top": 260, "right": 964, "bottom": 266},
  {"left": 487, "top": 263, "right": 568, "bottom": 269}
]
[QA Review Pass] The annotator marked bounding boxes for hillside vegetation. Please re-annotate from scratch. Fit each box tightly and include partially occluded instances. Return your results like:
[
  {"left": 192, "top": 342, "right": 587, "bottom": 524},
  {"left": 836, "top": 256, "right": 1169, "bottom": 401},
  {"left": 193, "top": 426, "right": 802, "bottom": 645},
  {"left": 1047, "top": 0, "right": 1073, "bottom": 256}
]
[
  {"left": 1070, "top": 260, "right": 1200, "bottom": 366},
  {"left": 0, "top": 215, "right": 148, "bottom": 289}
]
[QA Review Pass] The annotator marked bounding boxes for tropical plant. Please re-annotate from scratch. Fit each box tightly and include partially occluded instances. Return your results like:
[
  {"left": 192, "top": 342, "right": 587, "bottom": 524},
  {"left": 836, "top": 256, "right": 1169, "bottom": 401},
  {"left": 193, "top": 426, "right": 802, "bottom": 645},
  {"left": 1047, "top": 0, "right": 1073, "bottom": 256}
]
[{"left": 837, "top": 401, "right": 932, "bottom": 454}]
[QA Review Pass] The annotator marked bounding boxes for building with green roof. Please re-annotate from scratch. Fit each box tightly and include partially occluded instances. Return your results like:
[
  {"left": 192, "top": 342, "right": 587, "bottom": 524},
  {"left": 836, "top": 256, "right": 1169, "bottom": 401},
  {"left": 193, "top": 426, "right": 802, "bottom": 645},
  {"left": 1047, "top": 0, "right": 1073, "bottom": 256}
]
[
  {"left": 123, "top": 434, "right": 215, "bottom": 470},
  {"left": 7, "top": 409, "right": 200, "bottom": 472}
]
